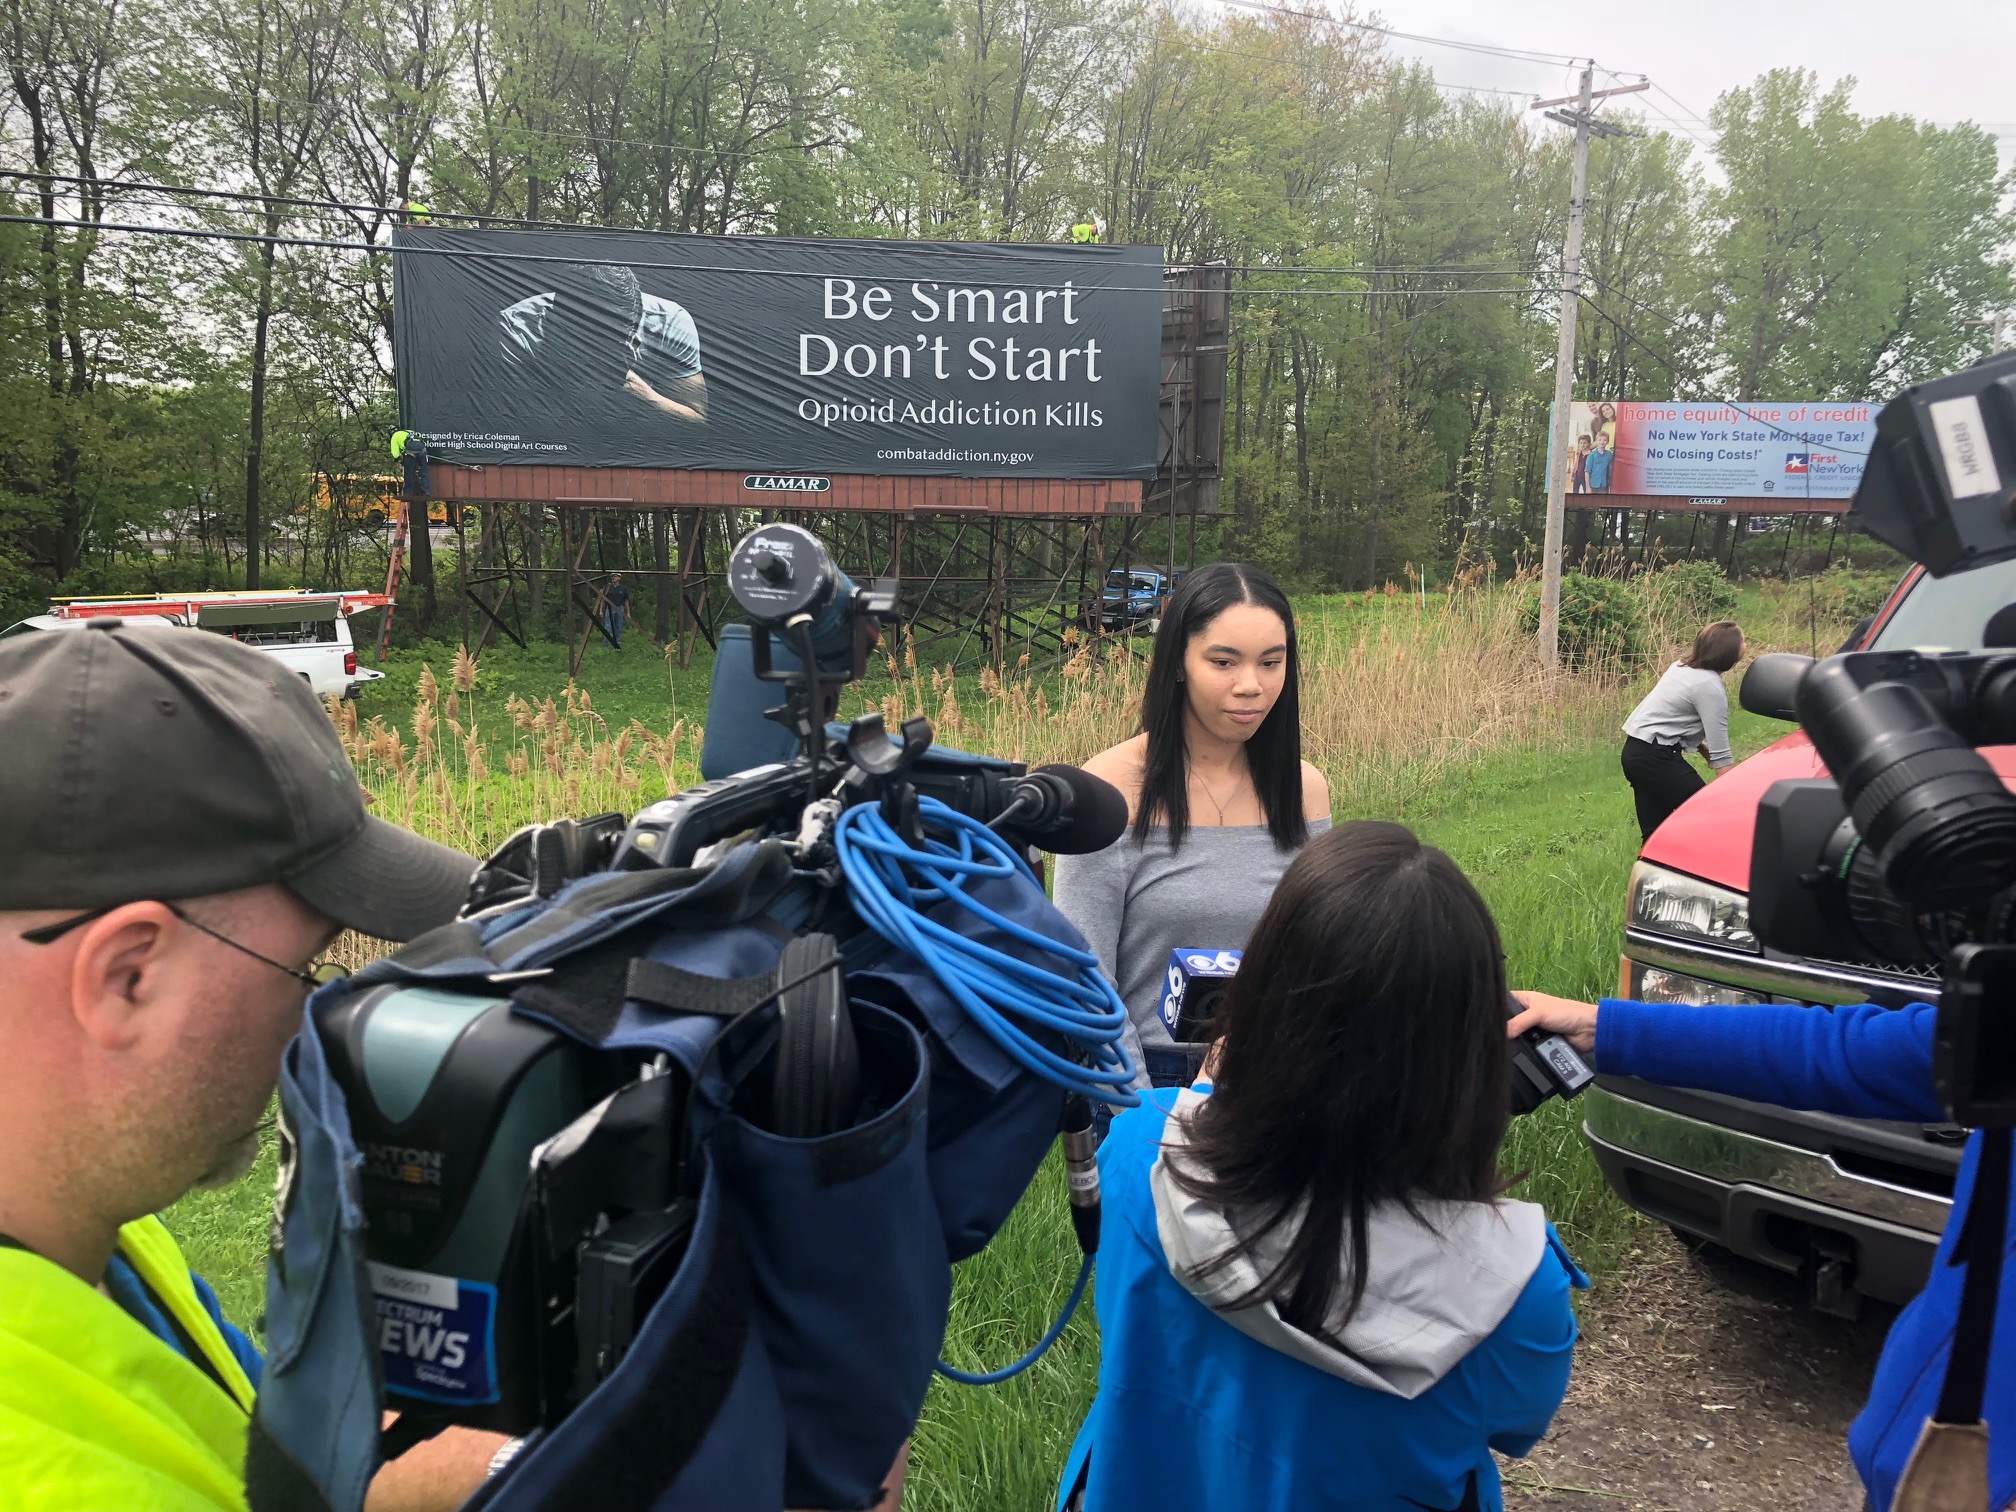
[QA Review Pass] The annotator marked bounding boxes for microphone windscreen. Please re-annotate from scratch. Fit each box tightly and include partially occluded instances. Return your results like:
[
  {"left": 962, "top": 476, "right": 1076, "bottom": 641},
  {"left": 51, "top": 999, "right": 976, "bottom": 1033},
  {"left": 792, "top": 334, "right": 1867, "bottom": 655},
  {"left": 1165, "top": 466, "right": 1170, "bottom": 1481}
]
[{"left": 1028, "top": 763, "right": 1128, "bottom": 854}]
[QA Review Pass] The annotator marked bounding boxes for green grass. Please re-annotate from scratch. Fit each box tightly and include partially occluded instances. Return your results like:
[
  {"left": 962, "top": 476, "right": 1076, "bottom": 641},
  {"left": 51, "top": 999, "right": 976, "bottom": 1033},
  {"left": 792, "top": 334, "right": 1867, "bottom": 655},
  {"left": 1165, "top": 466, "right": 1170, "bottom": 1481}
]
[
  {"left": 160, "top": 610, "right": 1809, "bottom": 1511},
  {"left": 160, "top": 1134, "right": 283, "bottom": 1333}
]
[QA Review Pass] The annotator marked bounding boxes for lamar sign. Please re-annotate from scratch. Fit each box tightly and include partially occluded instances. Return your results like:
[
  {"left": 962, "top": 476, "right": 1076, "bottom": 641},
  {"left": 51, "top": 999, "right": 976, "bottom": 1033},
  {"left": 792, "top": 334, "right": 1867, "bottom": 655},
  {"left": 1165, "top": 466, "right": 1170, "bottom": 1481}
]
[{"left": 743, "top": 475, "right": 832, "bottom": 493}]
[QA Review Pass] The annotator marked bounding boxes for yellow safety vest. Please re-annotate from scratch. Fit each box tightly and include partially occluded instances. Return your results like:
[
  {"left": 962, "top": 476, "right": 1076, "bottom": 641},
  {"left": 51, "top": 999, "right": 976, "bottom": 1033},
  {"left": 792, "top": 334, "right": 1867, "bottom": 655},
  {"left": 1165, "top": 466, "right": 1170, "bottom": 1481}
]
[
  {"left": 1069, "top": 222, "right": 1099, "bottom": 244},
  {"left": 0, "top": 1216, "right": 256, "bottom": 1512}
]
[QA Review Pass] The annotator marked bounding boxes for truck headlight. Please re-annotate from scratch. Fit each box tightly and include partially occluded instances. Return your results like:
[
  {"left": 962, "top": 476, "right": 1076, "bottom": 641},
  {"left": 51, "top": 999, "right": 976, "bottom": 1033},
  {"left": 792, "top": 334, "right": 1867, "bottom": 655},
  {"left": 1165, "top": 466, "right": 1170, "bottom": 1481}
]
[
  {"left": 1622, "top": 958, "right": 1767, "bottom": 1006},
  {"left": 1627, "top": 861, "right": 1758, "bottom": 953}
]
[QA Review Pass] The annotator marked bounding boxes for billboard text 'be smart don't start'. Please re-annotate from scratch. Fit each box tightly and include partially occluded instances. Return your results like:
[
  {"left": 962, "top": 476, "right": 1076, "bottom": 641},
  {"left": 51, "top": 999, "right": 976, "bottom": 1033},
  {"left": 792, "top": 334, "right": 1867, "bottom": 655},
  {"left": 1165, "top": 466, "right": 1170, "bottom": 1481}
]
[{"left": 391, "top": 229, "right": 1164, "bottom": 479}]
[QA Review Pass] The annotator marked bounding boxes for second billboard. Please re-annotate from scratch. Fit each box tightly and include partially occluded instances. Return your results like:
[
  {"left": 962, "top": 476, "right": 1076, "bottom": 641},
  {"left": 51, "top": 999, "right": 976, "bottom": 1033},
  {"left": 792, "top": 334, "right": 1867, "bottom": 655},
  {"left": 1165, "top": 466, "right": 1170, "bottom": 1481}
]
[{"left": 1558, "top": 400, "right": 1876, "bottom": 501}]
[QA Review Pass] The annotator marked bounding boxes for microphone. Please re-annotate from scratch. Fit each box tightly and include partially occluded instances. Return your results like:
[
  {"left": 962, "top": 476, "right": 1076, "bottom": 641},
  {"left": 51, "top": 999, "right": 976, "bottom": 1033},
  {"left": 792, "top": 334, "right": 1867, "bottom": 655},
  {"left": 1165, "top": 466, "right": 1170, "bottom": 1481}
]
[{"left": 989, "top": 764, "right": 1128, "bottom": 855}]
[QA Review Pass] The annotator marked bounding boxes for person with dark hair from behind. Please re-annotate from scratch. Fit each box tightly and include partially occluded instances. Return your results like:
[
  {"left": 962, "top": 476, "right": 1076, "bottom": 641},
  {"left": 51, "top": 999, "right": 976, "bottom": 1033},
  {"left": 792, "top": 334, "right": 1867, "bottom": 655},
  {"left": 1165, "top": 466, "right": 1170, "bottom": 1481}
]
[
  {"left": 499, "top": 261, "right": 708, "bottom": 424},
  {"left": 1053, "top": 562, "right": 1329, "bottom": 1089},
  {"left": 1059, "top": 821, "right": 1585, "bottom": 1511},
  {"left": 1618, "top": 619, "right": 1744, "bottom": 842}
]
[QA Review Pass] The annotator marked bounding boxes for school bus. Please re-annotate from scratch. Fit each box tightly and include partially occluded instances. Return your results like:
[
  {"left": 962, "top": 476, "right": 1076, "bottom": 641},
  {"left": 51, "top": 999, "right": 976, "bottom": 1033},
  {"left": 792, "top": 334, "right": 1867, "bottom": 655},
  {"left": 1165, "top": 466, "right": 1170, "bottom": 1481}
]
[{"left": 313, "top": 475, "right": 472, "bottom": 529}]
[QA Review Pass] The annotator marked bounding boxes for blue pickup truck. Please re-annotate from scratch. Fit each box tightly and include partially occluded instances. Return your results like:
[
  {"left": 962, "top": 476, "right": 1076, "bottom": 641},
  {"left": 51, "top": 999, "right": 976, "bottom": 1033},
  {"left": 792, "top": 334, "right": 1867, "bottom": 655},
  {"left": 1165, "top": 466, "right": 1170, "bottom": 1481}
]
[{"left": 1099, "top": 568, "right": 1179, "bottom": 632}]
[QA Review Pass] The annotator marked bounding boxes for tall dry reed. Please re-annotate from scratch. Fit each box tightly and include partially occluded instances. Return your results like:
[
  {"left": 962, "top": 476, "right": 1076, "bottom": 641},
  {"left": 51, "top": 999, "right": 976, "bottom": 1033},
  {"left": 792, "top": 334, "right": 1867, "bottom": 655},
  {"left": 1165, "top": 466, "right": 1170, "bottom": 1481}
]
[
  {"left": 840, "top": 575, "right": 1631, "bottom": 816},
  {"left": 327, "top": 677, "right": 700, "bottom": 861},
  {"left": 334, "top": 576, "right": 1866, "bottom": 861}
]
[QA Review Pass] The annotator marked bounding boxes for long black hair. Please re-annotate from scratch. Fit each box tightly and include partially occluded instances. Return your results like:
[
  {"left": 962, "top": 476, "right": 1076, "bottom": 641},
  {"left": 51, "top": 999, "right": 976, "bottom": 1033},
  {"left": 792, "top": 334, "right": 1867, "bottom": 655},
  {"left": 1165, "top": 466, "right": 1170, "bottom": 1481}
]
[
  {"left": 1134, "top": 561, "right": 1304, "bottom": 851},
  {"left": 1167, "top": 821, "right": 1513, "bottom": 1342}
]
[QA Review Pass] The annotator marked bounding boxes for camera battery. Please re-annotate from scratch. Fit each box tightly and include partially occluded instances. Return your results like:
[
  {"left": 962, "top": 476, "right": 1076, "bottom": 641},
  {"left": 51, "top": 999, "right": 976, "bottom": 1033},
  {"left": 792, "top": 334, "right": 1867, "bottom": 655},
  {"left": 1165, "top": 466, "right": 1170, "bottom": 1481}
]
[
  {"left": 575, "top": 1202, "right": 697, "bottom": 1390},
  {"left": 1159, "top": 949, "right": 1242, "bottom": 1043}
]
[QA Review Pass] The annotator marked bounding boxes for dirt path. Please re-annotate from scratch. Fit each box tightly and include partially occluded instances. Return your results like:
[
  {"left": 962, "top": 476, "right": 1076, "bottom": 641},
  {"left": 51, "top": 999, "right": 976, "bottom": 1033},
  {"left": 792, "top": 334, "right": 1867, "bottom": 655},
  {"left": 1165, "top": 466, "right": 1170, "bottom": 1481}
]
[{"left": 1502, "top": 1230, "right": 1892, "bottom": 1511}]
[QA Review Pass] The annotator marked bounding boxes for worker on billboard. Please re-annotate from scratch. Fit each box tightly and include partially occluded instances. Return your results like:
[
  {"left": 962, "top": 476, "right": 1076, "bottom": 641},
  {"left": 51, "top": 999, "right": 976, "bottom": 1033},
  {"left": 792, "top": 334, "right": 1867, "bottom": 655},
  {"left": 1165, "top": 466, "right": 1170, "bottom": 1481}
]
[
  {"left": 390, "top": 429, "right": 427, "bottom": 500},
  {"left": 1070, "top": 216, "right": 1102, "bottom": 244}
]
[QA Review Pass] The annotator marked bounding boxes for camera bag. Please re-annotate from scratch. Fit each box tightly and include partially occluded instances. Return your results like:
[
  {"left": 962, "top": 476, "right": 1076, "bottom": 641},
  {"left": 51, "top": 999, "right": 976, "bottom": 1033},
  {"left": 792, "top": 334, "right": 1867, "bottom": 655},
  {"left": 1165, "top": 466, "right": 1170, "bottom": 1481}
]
[{"left": 249, "top": 828, "right": 1082, "bottom": 1512}]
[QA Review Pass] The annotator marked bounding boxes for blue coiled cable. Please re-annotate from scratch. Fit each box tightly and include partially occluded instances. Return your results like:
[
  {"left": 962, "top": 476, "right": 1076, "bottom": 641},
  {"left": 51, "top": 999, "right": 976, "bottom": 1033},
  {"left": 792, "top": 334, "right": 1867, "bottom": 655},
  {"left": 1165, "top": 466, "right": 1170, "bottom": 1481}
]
[
  {"left": 832, "top": 794, "right": 1135, "bottom": 1382},
  {"left": 833, "top": 795, "right": 1140, "bottom": 1107}
]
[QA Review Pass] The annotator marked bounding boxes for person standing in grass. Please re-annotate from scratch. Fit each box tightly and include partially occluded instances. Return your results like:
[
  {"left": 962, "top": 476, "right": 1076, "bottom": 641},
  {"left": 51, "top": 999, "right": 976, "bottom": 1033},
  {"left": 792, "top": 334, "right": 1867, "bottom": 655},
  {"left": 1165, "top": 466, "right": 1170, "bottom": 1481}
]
[
  {"left": 1054, "top": 562, "right": 1329, "bottom": 1090},
  {"left": 603, "top": 572, "right": 630, "bottom": 649},
  {"left": 1619, "top": 619, "right": 1745, "bottom": 842},
  {"left": 1059, "top": 822, "right": 1584, "bottom": 1511}
]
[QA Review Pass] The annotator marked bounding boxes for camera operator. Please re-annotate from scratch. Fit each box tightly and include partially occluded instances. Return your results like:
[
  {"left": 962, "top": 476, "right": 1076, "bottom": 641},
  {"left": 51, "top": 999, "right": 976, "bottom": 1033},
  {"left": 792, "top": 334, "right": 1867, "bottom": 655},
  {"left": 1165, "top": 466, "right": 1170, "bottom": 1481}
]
[
  {"left": 1060, "top": 822, "right": 1584, "bottom": 1511},
  {"left": 1506, "top": 989, "right": 2015, "bottom": 1512},
  {"left": 0, "top": 626, "right": 502, "bottom": 1512}
]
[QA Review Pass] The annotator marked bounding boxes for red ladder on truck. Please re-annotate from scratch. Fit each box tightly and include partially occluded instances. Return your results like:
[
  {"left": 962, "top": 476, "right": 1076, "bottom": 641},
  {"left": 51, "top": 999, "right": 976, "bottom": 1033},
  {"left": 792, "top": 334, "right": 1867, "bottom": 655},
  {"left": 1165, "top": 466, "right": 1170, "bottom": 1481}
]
[{"left": 48, "top": 589, "right": 392, "bottom": 623}]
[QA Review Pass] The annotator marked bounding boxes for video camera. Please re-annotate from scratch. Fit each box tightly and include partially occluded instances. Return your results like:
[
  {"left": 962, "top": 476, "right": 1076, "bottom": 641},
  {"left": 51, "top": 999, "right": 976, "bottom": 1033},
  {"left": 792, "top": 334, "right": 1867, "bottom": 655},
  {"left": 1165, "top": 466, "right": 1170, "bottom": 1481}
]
[
  {"left": 1738, "top": 350, "right": 2016, "bottom": 1128},
  {"left": 281, "top": 521, "right": 1134, "bottom": 1504},
  {"left": 1729, "top": 351, "right": 2016, "bottom": 1512}
]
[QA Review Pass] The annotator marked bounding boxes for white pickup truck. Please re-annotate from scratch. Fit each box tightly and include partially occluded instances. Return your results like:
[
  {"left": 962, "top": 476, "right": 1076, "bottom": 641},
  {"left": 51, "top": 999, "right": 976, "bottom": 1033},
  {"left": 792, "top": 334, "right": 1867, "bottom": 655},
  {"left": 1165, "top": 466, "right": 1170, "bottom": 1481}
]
[{"left": 2, "top": 590, "right": 389, "bottom": 701}]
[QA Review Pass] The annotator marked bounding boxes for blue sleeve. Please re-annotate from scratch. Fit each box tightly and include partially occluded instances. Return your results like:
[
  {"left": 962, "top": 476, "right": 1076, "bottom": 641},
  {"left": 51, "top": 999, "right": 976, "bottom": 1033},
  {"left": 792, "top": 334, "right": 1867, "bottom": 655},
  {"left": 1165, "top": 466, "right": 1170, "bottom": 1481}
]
[
  {"left": 1477, "top": 1227, "right": 1584, "bottom": 1458},
  {"left": 1597, "top": 998, "right": 1942, "bottom": 1123},
  {"left": 190, "top": 1271, "right": 265, "bottom": 1390}
]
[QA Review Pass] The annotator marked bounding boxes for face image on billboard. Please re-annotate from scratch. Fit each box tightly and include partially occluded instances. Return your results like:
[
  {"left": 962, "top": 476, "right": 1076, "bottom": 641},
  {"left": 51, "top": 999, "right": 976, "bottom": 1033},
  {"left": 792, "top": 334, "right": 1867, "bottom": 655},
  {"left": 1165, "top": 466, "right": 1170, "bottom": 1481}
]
[
  {"left": 391, "top": 229, "right": 1165, "bottom": 479},
  {"left": 1561, "top": 400, "right": 1877, "bottom": 500}
]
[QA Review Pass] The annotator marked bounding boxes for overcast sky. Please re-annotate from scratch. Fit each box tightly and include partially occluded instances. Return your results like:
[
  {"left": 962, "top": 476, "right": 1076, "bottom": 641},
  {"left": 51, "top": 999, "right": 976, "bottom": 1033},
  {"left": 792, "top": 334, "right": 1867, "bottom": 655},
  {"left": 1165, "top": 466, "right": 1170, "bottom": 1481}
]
[{"left": 1315, "top": 1, "right": 2016, "bottom": 168}]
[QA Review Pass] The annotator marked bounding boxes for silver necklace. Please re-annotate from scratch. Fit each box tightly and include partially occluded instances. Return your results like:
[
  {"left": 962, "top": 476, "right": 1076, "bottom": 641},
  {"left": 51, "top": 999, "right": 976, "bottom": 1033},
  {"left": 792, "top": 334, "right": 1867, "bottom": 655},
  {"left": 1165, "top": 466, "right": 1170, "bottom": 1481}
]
[{"left": 1196, "top": 768, "right": 1240, "bottom": 825}]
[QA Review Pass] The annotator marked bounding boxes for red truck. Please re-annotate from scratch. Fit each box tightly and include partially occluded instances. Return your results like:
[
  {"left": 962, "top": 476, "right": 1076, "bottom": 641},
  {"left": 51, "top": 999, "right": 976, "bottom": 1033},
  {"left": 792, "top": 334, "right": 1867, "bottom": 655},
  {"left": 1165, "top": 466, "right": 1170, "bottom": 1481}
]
[{"left": 1588, "top": 557, "right": 2016, "bottom": 1315}]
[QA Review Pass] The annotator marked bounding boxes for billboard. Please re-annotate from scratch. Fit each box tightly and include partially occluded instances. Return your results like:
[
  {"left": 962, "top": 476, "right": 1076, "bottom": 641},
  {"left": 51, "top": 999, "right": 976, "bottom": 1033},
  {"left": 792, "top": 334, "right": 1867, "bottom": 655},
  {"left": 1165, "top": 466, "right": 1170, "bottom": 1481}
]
[
  {"left": 391, "top": 229, "right": 1164, "bottom": 479},
  {"left": 1557, "top": 400, "right": 1876, "bottom": 503}
]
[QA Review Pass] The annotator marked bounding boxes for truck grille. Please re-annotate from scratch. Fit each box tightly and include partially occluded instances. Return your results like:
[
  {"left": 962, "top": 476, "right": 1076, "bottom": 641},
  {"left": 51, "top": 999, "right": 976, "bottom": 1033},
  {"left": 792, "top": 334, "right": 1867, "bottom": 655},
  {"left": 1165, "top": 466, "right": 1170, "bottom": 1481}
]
[{"left": 1803, "top": 955, "right": 1942, "bottom": 987}]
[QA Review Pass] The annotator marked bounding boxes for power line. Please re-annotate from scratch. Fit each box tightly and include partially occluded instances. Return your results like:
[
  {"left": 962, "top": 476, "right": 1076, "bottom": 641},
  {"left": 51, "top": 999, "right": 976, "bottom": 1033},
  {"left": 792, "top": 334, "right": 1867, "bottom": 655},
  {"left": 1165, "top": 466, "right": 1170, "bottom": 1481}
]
[
  {"left": 0, "top": 170, "right": 1569, "bottom": 281},
  {"left": 0, "top": 172, "right": 1562, "bottom": 283},
  {"left": 1192, "top": 0, "right": 1582, "bottom": 67},
  {"left": 1572, "top": 291, "right": 1869, "bottom": 456},
  {"left": 0, "top": 210, "right": 1558, "bottom": 299}
]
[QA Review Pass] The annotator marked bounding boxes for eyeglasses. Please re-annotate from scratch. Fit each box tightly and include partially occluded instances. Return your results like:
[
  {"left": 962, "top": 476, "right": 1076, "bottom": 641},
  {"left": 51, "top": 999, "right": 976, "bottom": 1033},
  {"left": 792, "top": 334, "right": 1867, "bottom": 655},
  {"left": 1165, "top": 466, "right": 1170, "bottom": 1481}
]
[{"left": 20, "top": 905, "right": 348, "bottom": 989}]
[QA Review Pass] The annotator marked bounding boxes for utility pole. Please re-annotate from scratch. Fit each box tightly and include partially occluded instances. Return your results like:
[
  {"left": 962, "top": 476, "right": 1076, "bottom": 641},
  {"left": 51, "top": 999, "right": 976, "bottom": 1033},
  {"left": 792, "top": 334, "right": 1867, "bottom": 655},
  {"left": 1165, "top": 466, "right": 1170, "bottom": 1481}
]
[{"left": 1534, "top": 69, "right": 1648, "bottom": 668}]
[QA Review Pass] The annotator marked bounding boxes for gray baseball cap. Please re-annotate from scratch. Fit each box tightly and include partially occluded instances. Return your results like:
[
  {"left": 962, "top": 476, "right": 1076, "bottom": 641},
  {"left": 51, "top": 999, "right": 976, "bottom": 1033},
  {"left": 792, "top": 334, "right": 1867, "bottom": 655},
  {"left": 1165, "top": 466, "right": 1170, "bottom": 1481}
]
[{"left": 0, "top": 621, "right": 475, "bottom": 939}]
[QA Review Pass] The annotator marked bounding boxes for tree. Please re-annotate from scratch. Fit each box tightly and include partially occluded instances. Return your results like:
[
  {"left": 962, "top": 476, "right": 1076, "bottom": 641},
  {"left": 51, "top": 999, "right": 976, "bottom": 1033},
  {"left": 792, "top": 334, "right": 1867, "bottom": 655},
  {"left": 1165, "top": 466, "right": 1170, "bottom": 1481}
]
[
  {"left": 178, "top": 0, "right": 353, "bottom": 588},
  {"left": 1706, "top": 69, "right": 2014, "bottom": 400}
]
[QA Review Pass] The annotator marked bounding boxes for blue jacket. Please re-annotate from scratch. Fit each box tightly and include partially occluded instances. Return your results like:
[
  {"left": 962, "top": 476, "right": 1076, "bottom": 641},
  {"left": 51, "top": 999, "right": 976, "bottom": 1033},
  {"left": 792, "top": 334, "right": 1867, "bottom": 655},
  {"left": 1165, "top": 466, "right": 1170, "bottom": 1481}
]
[
  {"left": 1586, "top": 446, "right": 1614, "bottom": 492},
  {"left": 1060, "top": 1089, "right": 1584, "bottom": 1511},
  {"left": 1599, "top": 998, "right": 2016, "bottom": 1512}
]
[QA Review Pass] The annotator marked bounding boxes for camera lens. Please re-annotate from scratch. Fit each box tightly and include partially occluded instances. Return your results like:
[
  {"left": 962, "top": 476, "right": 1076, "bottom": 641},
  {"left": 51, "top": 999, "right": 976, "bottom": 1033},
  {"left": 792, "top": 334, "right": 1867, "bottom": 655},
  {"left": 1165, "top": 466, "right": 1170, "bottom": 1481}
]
[{"left": 1798, "top": 657, "right": 2016, "bottom": 909}]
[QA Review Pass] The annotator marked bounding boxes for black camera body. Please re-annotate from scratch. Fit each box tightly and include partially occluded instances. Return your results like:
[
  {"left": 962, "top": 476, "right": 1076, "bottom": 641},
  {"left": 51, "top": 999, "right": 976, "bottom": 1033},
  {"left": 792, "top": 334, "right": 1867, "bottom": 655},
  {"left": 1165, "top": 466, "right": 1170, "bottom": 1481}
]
[{"left": 1743, "top": 350, "right": 2016, "bottom": 1126}]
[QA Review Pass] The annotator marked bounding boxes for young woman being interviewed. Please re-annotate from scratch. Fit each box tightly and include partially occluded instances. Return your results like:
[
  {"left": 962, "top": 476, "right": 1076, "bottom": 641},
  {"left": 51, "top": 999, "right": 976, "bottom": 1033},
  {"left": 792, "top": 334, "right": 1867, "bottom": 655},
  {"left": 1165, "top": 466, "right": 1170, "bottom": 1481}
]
[
  {"left": 1053, "top": 563, "right": 1330, "bottom": 1089},
  {"left": 1058, "top": 822, "right": 1585, "bottom": 1512}
]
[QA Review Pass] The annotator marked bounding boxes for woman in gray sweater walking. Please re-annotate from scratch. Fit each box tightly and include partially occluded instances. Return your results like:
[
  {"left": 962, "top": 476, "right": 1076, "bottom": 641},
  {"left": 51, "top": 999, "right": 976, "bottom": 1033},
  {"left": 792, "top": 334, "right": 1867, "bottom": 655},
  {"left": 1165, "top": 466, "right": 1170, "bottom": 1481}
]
[{"left": 1055, "top": 563, "right": 1330, "bottom": 1090}]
